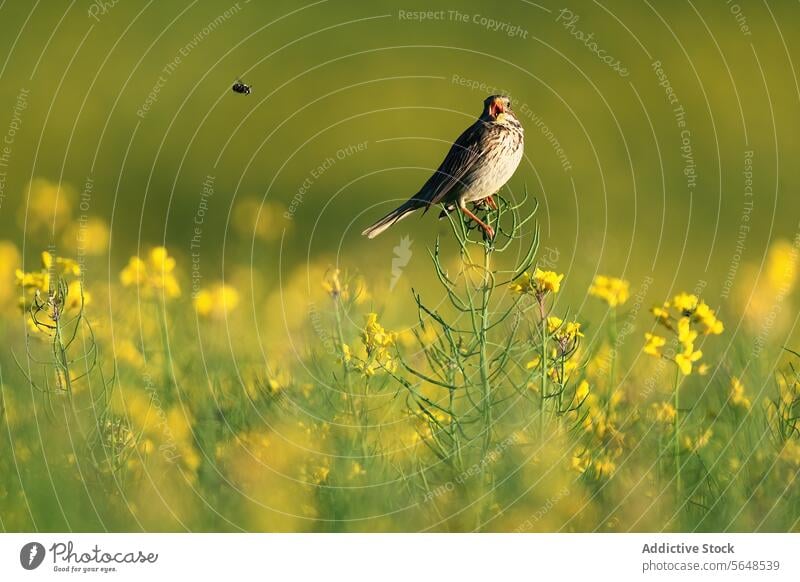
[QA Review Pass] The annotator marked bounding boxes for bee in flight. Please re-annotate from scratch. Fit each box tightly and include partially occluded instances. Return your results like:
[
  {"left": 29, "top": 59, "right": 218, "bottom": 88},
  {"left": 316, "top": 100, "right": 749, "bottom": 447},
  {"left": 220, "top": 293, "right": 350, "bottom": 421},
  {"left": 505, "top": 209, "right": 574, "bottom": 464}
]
[{"left": 232, "top": 80, "right": 251, "bottom": 95}]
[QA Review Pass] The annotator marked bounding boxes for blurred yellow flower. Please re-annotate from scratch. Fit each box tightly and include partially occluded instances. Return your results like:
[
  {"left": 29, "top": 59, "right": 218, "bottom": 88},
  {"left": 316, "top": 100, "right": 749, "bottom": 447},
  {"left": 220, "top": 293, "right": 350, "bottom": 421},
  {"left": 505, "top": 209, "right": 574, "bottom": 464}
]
[
  {"left": 19, "top": 177, "right": 74, "bottom": 232},
  {"left": 765, "top": 239, "right": 798, "bottom": 292},
  {"left": 194, "top": 283, "right": 240, "bottom": 318},
  {"left": 571, "top": 447, "right": 589, "bottom": 474},
  {"left": 62, "top": 217, "right": 110, "bottom": 255},
  {"left": 683, "top": 428, "right": 712, "bottom": 452},
  {"left": 575, "top": 380, "right": 590, "bottom": 401},
  {"left": 589, "top": 275, "right": 630, "bottom": 307},
  {"left": 0, "top": 241, "right": 20, "bottom": 307},
  {"left": 322, "top": 268, "right": 345, "bottom": 299},
  {"left": 737, "top": 239, "right": 799, "bottom": 333},
  {"left": 42, "top": 250, "right": 81, "bottom": 277},
  {"left": 643, "top": 333, "right": 666, "bottom": 356},
  {"left": 120, "top": 246, "right": 180, "bottom": 298},
  {"left": 730, "top": 377, "right": 751, "bottom": 409},
  {"left": 651, "top": 401, "right": 676, "bottom": 424}
]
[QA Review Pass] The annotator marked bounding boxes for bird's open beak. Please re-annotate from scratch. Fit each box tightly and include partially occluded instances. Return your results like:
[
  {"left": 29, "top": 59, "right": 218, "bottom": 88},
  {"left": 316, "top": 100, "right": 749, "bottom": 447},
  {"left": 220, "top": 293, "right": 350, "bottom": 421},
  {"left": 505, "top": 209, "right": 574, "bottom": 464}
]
[{"left": 488, "top": 97, "right": 505, "bottom": 119}]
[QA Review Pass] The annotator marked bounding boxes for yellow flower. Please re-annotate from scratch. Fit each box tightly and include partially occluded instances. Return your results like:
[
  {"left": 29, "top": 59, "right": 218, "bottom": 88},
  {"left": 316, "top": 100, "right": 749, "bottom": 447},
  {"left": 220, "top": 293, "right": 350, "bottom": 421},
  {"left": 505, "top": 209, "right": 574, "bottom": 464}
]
[
  {"left": 511, "top": 269, "right": 564, "bottom": 297},
  {"left": 593, "top": 454, "right": 617, "bottom": 478},
  {"left": 322, "top": 268, "right": 346, "bottom": 300},
  {"left": 509, "top": 272, "right": 533, "bottom": 295},
  {"left": 589, "top": 275, "right": 630, "bottom": 307},
  {"left": 534, "top": 268, "right": 564, "bottom": 294},
  {"left": 16, "top": 268, "right": 49, "bottom": 292},
  {"left": 677, "top": 317, "right": 698, "bottom": 348},
  {"left": 652, "top": 301, "right": 671, "bottom": 322},
  {"left": 120, "top": 246, "right": 180, "bottom": 298},
  {"left": 64, "top": 280, "right": 90, "bottom": 311},
  {"left": 61, "top": 217, "right": 110, "bottom": 255},
  {"left": 194, "top": 283, "right": 240, "bottom": 318},
  {"left": 643, "top": 333, "right": 666, "bottom": 356},
  {"left": 546, "top": 315, "right": 563, "bottom": 333},
  {"left": 673, "top": 292, "right": 698, "bottom": 315},
  {"left": 694, "top": 302, "right": 724, "bottom": 335},
  {"left": 351, "top": 313, "right": 397, "bottom": 375},
  {"left": 571, "top": 447, "right": 589, "bottom": 474},
  {"left": 684, "top": 428, "right": 712, "bottom": 452},
  {"left": 547, "top": 316, "right": 583, "bottom": 339},
  {"left": 525, "top": 355, "right": 541, "bottom": 369},
  {"left": 41, "top": 251, "right": 81, "bottom": 277},
  {"left": 675, "top": 345, "right": 702, "bottom": 376},
  {"left": 0, "top": 241, "right": 20, "bottom": 307},
  {"left": 349, "top": 461, "right": 367, "bottom": 478},
  {"left": 765, "top": 239, "right": 798, "bottom": 293},
  {"left": 730, "top": 377, "right": 751, "bottom": 409},
  {"left": 120, "top": 256, "right": 145, "bottom": 286},
  {"left": 19, "top": 177, "right": 74, "bottom": 232},
  {"left": 651, "top": 401, "right": 676, "bottom": 424},
  {"left": 575, "top": 380, "right": 590, "bottom": 401}
]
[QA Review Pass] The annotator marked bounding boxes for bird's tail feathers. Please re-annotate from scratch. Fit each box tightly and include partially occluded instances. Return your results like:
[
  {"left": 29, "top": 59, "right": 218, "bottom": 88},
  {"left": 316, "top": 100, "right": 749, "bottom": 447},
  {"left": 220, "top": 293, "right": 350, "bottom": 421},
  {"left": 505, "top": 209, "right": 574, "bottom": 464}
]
[{"left": 362, "top": 200, "right": 422, "bottom": 239}]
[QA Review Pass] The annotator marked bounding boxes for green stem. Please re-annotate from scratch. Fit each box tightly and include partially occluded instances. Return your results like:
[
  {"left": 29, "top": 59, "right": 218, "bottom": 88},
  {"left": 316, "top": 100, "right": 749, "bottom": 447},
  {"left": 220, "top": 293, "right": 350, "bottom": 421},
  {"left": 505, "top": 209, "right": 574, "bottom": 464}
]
[
  {"left": 607, "top": 309, "right": 617, "bottom": 416},
  {"left": 673, "top": 365, "right": 682, "bottom": 500},
  {"left": 333, "top": 299, "right": 362, "bottom": 458},
  {"left": 476, "top": 240, "right": 494, "bottom": 530},
  {"left": 156, "top": 299, "right": 174, "bottom": 400},
  {"left": 538, "top": 298, "right": 547, "bottom": 439}
]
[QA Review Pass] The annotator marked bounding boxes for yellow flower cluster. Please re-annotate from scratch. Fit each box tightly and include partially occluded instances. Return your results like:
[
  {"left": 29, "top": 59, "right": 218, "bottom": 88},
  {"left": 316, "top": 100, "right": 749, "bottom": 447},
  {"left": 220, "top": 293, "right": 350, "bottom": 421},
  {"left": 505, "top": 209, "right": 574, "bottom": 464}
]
[
  {"left": 547, "top": 316, "right": 583, "bottom": 356},
  {"left": 683, "top": 428, "right": 713, "bottom": 452},
  {"left": 650, "top": 401, "right": 677, "bottom": 427},
  {"left": 15, "top": 251, "right": 87, "bottom": 333},
  {"left": 589, "top": 275, "right": 630, "bottom": 307},
  {"left": 322, "top": 268, "right": 346, "bottom": 300},
  {"left": 15, "top": 250, "right": 81, "bottom": 295},
  {"left": 644, "top": 292, "right": 723, "bottom": 375},
  {"left": 510, "top": 268, "right": 564, "bottom": 298},
  {"left": 322, "top": 268, "right": 369, "bottom": 304},
  {"left": 194, "top": 283, "right": 240, "bottom": 318},
  {"left": 120, "top": 246, "right": 180, "bottom": 298},
  {"left": 571, "top": 445, "right": 621, "bottom": 479},
  {"left": 343, "top": 313, "right": 398, "bottom": 376}
]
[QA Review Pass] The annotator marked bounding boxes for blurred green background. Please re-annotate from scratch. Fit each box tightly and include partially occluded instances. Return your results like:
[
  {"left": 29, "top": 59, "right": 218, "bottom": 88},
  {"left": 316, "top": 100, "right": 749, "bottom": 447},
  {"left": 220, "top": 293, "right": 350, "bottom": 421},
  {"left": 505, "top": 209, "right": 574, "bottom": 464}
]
[{"left": 1, "top": 0, "right": 797, "bottom": 302}]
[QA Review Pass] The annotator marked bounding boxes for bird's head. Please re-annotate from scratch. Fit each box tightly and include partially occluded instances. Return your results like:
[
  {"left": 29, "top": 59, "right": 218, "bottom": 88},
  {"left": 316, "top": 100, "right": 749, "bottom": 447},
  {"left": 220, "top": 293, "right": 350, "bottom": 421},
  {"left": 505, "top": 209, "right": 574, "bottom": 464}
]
[{"left": 482, "top": 95, "right": 515, "bottom": 124}]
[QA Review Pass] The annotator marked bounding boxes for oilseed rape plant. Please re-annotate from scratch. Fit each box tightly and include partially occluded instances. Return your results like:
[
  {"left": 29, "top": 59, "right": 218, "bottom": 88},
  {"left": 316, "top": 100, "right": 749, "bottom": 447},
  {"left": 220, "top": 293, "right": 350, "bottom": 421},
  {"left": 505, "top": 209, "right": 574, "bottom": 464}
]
[{"left": 2, "top": 202, "right": 800, "bottom": 533}]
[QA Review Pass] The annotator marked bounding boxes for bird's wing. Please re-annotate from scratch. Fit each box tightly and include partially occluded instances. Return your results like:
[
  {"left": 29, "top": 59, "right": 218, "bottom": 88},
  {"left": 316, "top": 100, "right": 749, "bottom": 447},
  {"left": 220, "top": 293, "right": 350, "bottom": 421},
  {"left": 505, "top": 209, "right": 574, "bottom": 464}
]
[{"left": 416, "top": 121, "right": 486, "bottom": 208}]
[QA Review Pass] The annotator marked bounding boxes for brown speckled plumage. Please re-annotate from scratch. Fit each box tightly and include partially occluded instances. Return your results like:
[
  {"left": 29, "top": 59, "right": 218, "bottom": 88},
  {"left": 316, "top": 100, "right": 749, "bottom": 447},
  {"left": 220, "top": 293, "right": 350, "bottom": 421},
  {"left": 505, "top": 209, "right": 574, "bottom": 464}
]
[{"left": 362, "top": 95, "right": 524, "bottom": 239}]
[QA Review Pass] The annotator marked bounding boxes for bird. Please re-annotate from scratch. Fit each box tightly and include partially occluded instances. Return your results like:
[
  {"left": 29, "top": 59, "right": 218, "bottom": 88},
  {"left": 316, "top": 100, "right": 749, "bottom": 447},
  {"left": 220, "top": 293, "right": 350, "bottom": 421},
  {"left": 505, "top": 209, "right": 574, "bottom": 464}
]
[{"left": 362, "top": 95, "right": 524, "bottom": 240}]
